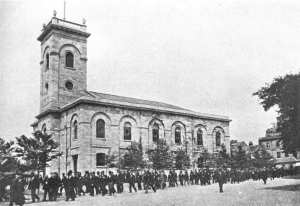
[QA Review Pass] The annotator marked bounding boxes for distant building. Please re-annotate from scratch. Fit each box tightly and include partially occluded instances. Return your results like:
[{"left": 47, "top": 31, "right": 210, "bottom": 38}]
[
  {"left": 258, "top": 125, "right": 284, "bottom": 159},
  {"left": 259, "top": 124, "right": 300, "bottom": 168}
]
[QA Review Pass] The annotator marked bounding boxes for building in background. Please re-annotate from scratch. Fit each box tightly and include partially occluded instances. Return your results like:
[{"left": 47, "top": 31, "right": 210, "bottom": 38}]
[
  {"left": 31, "top": 14, "right": 231, "bottom": 174},
  {"left": 259, "top": 124, "right": 300, "bottom": 168}
]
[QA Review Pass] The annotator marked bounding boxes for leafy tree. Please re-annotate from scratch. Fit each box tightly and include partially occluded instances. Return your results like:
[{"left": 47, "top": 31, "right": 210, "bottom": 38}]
[
  {"left": 253, "top": 73, "right": 300, "bottom": 154},
  {"left": 122, "top": 139, "right": 144, "bottom": 169},
  {"left": 15, "top": 131, "right": 62, "bottom": 175},
  {"left": 251, "top": 145, "right": 274, "bottom": 168},
  {"left": 148, "top": 139, "right": 173, "bottom": 170},
  {"left": 198, "top": 148, "right": 212, "bottom": 168},
  {"left": 215, "top": 144, "right": 230, "bottom": 167},
  {"left": 0, "top": 138, "right": 18, "bottom": 173},
  {"left": 175, "top": 148, "right": 190, "bottom": 170},
  {"left": 230, "top": 145, "right": 251, "bottom": 169},
  {"left": 105, "top": 152, "right": 119, "bottom": 168}
]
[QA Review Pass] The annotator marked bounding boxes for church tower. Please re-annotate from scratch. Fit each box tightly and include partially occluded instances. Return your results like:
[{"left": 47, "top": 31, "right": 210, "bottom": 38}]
[{"left": 37, "top": 12, "right": 90, "bottom": 113}]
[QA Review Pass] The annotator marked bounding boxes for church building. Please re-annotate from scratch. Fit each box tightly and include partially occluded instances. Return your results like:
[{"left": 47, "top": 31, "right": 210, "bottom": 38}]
[{"left": 31, "top": 14, "right": 231, "bottom": 174}]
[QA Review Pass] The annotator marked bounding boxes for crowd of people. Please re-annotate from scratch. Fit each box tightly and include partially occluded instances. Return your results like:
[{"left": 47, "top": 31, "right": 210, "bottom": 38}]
[{"left": 3, "top": 166, "right": 298, "bottom": 206}]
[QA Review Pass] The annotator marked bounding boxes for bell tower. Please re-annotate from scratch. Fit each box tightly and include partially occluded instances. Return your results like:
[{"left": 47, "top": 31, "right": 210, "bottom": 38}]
[{"left": 37, "top": 12, "right": 90, "bottom": 113}]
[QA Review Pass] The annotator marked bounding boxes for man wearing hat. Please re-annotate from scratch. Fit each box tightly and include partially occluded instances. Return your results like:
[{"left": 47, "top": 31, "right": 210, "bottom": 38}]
[
  {"left": 9, "top": 172, "right": 25, "bottom": 206},
  {"left": 65, "top": 170, "right": 76, "bottom": 201},
  {"left": 28, "top": 173, "right": 40, "bottom": 203}
]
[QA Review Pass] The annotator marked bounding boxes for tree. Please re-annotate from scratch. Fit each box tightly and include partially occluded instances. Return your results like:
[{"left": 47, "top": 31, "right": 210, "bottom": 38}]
[
  {"left": 0, "top": 138, "right": 18, "bottom": 173},
  {"left": 122, "top": 139, "right": 145, "bottom": 169},
  {"left": 251, "top": 145, "right": 274, "bottom": 168},
  {"left": 105, "top": 152, "right": 119, "bottom": 168},
  {"left": 15, "top": 131, "right": 62, "bottom": 175},
  {"left": 215, "top": 144, "right": 230, "bottom": 167},
  {"left": 253, "top": 73, "right": 300, "bottom": 154},
  {"left": 230, "top": 145, "right": 251, "bottom": 169},
  {"left": 175, "top": 148, "right": 190, "bottom": 170},
  {"left": 148, "top": 139, "right": 173, "bottom": 170}
]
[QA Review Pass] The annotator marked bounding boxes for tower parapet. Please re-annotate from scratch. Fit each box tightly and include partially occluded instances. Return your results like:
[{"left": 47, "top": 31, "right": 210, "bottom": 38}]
[{"left": 37, "top": 14, "right": 90, "bottom": 113}]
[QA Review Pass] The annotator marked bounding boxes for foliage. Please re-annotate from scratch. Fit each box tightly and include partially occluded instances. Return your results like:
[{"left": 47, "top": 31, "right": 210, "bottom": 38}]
[
  {"left": 0, "top": 138, "right": 18, "bottom": 173},
  {"left": 253, "top": 73, "right": 300, "bottom": 153},
  {"left": 230, "top": 145, "right": 251, "bottom": 169},
  {"left": 148, "top": 139, "right": 173, "bottom": 170},
  {"left": 251, "top": 145, "right": 275, "bottom": 168},
  {"left": 175, "top": 148, "right": 190, "bottom": 170},
  {"left": 215, "top": 144, "right": 230, "bottom": 167},
  {"left": 122, "top": 139, "right": 145, "bottom": 169},
  {"left": 105, "top": 152, "right": 119, "bottom": 168},
  {"left": 14, "top": 131, "right": 62, "bottom": 174}
]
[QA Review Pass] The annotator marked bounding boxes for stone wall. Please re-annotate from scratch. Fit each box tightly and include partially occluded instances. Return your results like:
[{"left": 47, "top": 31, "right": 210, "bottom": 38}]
[{"left": 36, "top": 103, "right": 230, "bottom": 173}]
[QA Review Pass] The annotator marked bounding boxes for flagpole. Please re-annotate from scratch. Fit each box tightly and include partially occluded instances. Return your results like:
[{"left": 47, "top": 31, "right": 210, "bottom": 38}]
[{"left": 63, "top": 0, "right": 66, "bottom": 20}]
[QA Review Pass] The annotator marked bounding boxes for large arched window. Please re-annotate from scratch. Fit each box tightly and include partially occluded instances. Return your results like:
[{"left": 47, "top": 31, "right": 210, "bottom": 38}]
[
  {"left": 96, "top": 119, "right": 105, "bottom": 138},
  {"left": 197, "top": 129, "right": 203, "bottom": 146},
  {"left": 216, "top": 131, "right": 221, "bottom": 147},
  {"left": 65, "top": 51, "right": 74, "bottom": 68},
  {"left": 175, "top": 126, "right": 181, "bottom": 144},
  {"left": 45, "top": 53, "right": 49, "bottom": 70},
  {"left": 124, "top": 122, "right": 132, "bottom": 141},
  {"left": 73, "top": 120, "right": 78, "bottom": 139},
  {"left": 152, "top": 123, "right": 159, "bottom": 143}
]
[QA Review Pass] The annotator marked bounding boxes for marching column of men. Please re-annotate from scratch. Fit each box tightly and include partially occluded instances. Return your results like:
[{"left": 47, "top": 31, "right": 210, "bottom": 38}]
[{"left": 5, "top": 166, "right": 297, "bottom": 205}]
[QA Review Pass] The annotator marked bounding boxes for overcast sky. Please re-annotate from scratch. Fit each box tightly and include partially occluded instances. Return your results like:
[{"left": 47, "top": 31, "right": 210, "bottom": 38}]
[{"left": 0, "top": 0, "right": 299, "bottom": 143}]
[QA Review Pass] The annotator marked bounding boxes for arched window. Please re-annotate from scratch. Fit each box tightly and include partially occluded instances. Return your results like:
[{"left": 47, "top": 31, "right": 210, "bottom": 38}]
[
  {"left": 216, "top": 131, "right": 221, "bottom": 147},
  {"left": 175, "top": 126, "right": 181, "bottom": 144},
  {"left": 124, "top": 122, "right": 132, "bottom": 141},
  {"left": 41, "top": 123, "right": 47, "bottom": 134},
  {"left": 73, "top": 120, "right": 78, "bottom": 139},
  {"left": 65, "top": 52, "right": 74, "bottom": 68},
  {"left": 152, "top": 123, "right": 159, "bottom": 143},
  {"left": 46, "top": 53, "right": 49, "bottom": 70},
  {"left": 96, "top": 119, "right": 105, "bottom": 138},
  {"left": 197, "top": 129, "right": 203, "bottom": 146}
]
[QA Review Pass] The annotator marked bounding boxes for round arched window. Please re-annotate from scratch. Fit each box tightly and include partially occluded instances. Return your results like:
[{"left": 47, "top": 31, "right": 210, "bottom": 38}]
[
  {"left": 45, "top": 83, "right": 49, "bottom": 93},
  {"left": 65, "top": 81, "right": 73, "bottom": 90},
  {"left": 152, "top": 123, "right": 159, "bottom": 143},
  {"left": 175, "top": 126, "right": 181, "bottom": 144},
  {"left": 65, "top": 52, "right": 74, "bottom": 68}
]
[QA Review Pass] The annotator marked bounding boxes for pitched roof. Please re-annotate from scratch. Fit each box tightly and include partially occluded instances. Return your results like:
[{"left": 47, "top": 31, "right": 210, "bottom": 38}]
[
  {"left": 87, "top": 91, "right": 190, "bottom": 111},
  {"left": 36, "top": 90, "right": 231, "bottom": 122},
  {"left": 259, "top": 135, "right": 281, "bottom": 142},
  {"left": 62, "top": 90, "right": 231, "bottom": 122}
]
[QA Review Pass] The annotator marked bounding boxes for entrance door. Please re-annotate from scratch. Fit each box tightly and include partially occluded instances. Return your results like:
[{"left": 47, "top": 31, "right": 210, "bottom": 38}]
[{"left": 72, "top": 155, "right": 78, "bottom": 173}]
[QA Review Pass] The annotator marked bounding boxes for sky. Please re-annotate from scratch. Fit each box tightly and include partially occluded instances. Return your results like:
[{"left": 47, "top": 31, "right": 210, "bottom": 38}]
[{"left": 0, "top": 0, "right": 299, "bottom": 144}]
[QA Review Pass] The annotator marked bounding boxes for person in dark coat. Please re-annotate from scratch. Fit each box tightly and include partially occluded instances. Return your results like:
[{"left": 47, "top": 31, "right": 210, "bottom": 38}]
[
  {"left": 28, "top": 173, "right": 40, "bottom": 203},
  {"left": 216, "top": 168, "right": 227, "bottom": 193},
  {"left": 116, "top": 170, "right": 124, "bottom": 193},
  {"left": 9, "top": 173, "right": 25, "bottom": 206},
  {"left": 48, "top": 172, "right": 60, "bottom": 201},
  {"left": 42, "top": 175, "right": 49, "bottom": 201},
  {"left": 65, "top": 170, "right": 76, "bottom": 201},
  {"left": 126, "top": 171, "right": 137, "bottom": 193},
  {"left": 143, "top": 171, "right": 156, "bottom": 193},
  {"left": 136, "top": 172, "right": 143, "bottom": 190},
  {"left": 108, "top": 171, "right": 116, "bottom": 196},
  {"left": 99, "top": 171, "right": 107, "bottom": 196}
]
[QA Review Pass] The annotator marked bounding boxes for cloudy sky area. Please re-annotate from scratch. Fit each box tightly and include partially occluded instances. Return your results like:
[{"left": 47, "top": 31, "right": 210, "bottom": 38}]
[{"left": 0, "top": 0, "right": 299, "bottom": 143}]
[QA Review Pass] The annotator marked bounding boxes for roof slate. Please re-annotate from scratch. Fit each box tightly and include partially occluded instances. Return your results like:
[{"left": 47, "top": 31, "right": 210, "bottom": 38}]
[{"left": 76, "top": 90, "right": 230, "bottom": 121}]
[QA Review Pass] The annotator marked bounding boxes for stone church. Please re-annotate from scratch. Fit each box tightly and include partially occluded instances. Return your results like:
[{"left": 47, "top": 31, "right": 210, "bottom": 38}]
[{"left": 32, "top": 14, "right": 231, "bottom": 174}]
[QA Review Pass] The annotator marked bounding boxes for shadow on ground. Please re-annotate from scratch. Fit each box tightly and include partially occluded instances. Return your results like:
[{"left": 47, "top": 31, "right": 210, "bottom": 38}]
[{"left": 263, "top": 184, "right": 300, "bottom": 191}]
